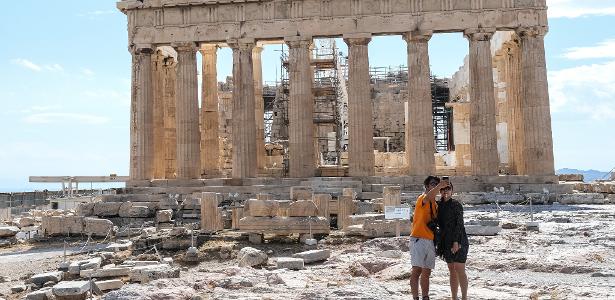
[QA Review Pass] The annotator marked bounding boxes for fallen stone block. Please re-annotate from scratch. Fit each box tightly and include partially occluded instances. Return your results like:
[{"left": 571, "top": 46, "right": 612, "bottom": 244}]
[
  {"left": 94, "top": 279, "right": 123, "bottom": 292},
  {"left": 75, "top": 203, "right": 95, "bottom": 217},
  {"left": 455, "top": 193, "right": 485, "bottom": 205},
  {"left": 465, "top": 225, "right": 501, "bottom": 236},
  {"left": 287, "top": 200, "right": 319, "bottom": 217},
  {"left": 119, "top": 204, "right": 151, "bottom": 218},
  {"left": 557, "top": 193, "right": 605, "bottom": 205},
  {"left": 276, "top": 257, "right": 304, "bottom": 270},
  {"left": 156, "top": 210, "right": 173, "bottom": 223},
  {"left": 52, "top": 281, "right": 90, "bottom": 300},
  {"left": 0, "top": 226, "right": 19, "bottom": 237},
  {"left": 105, "top": 240, "right": 133, "bottom": 252},
  {"left": 244, "top": 199, "right": 280, "bottom": 217},
  {"left": 18, "top": 217, "right": 36, "bottom": 228},
  {"left": 93, "top": 202, "right": 122, "bottom": 217},
  {"left": 558, "top": 174, "right": 584, "bottom": 182},
  {"left": 69, "top": 257, "right": 102, "bottom": 275},
  {"left": 41, "top": 216, "right": 84, "bottom": 236},
  {"left": 237, "top": 247, "right": 268, "bottom": 267},
  {"left": 290, "top": 186, "right": 313, "bottom": 201},
  {"left": 80, "top": 267, "right": 130, "bottom": 279},
  {"left": 128, "top": 264, "right": 180, "bottom": 283},
  {"left": 25, "top": 287, "right": 53, "bottom": 300},
  {"left": 292, "top": 249, "right": 331, "bottom": 264},
  {"left": 119, "top": 261, "right": 160, "bottom": 268},
  {"left": 30, "top": 271, "right": 63, "bottom": 287},
  {"left": 376, "top": 264, "right": 413, "bottom": 280},
  {"left": 84, "top": 218, "right": 114, "bottom": 237},
  {"left": 11, "top": 284, "right": 27, "bottom": 293}
]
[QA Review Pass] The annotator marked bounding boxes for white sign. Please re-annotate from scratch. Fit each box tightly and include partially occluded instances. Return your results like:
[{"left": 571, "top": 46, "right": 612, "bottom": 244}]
[{"left": 384, "top": 206, "right": 411, "bottom": 220}]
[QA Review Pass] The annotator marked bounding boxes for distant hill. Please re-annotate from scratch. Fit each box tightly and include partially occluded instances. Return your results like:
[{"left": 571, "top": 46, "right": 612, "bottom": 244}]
[{"left": 556, "top": 168, "right": 611, "bottom": 182}]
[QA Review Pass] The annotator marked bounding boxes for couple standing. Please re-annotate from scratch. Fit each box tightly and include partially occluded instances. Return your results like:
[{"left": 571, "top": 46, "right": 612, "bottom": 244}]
[{"left": 410, "top": 176, "right": 469, "bottom": 300}]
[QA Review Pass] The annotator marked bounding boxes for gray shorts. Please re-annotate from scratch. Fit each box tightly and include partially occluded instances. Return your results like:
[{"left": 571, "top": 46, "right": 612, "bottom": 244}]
[{"left": 410, "top": 237, "right": 436, "bottom": 269}]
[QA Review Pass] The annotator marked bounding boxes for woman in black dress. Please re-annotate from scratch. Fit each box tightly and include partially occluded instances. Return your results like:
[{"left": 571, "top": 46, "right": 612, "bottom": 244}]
[{"left": 437, "top": 183, "right": 469, "bottom": 300}]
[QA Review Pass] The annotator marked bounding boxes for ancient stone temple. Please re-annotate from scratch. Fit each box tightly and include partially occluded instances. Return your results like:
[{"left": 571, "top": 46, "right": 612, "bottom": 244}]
[{"left": 117, "top": 0, "right": 555, "bottom": 188}]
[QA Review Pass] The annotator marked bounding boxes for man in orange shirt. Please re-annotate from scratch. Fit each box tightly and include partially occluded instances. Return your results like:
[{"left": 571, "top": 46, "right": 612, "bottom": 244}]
[{"left": 410, "top": 176, "right": 450, "bottom": 300}]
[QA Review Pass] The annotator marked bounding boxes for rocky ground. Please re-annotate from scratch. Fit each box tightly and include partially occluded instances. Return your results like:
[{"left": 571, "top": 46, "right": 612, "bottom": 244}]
[{"left": 1, "top": 204, "right": 614, "bottom": 300}]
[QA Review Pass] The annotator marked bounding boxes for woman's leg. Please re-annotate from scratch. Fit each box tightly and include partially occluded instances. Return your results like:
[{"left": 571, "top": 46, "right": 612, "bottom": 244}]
[
  {"left": 447, "top": 263, "right": 459, "bottom": 299},
  {"left": 454, "top": 263, "right": 468, "bottom": 300}
]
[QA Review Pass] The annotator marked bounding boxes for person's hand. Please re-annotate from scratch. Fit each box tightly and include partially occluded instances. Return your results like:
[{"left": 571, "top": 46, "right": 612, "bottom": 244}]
[
  {"left": 451, "top": 242, "right": 460, "bottom": 254},
  {"left": 437, "top": 180, "right": 450, "bottom": 189}
]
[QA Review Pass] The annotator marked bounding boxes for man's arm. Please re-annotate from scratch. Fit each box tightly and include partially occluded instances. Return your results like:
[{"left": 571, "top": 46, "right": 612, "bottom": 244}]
[{"left": 421, "top": 181, "right": 449, "bottom": 205}]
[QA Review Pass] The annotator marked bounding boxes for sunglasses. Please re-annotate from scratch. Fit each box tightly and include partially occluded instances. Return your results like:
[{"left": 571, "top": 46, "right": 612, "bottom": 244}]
[{"left": 440, "top": 187, "right": 452, "bottom": 192}]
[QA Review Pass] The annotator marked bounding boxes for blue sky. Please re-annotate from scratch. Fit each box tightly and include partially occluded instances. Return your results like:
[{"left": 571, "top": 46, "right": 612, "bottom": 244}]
[{"left": 1, "top": 0, "right": 614, "bottom": 191}]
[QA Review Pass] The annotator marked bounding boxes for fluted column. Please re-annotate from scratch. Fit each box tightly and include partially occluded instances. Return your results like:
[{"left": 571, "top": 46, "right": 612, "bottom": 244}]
[
  {"left": 404, "top": 31, "right": 436, "bottom": 175},
  {"left": 344, "top": 33, "right": 374, "bottom": 177},
  {"left": 285, "top": 36, "right": 315, "bottom": 178},
  {"left": 516, "top": 26, "right": 555, "bottom": 176},
  {"left": 464, "top": 29, "right": 499, "bottom": 176},
  {"left": 162, "top": 56, "right": 178, "bottom": 179},
  {"left": 200, "top": 44, "right": 220, "bottom": 177},
  {"left": 253, "top": 45, "right": 266, "bottom": 172},
  {"left": 504, "top": 38, "right": 525, "bottom": 175},
  {"left": 129, "top": 45, "right": 154, "bottom": 180},
  {"left": 229, "top": 38, "right": 257, "bottom": 179},
  {"left": 152, "top": 51, "right": 166, "bottom": 179},
  {"left": 173, "top": 42, "right": 201, "bottom": 179}
]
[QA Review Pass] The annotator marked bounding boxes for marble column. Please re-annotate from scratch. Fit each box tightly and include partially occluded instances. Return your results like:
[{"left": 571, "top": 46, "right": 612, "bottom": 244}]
[
  {"left": 162, "top": 56, "right": 178, "bottom": 179},
  {"left": 404, "top": 31, "right": 436, "bottom": 175},
  {"left": 129, "top": 45, "right": 154, "bottom": 181},
  {"left": 285, "top": 36, "right": 315, "bottom": 178},
  {"left": 504, "top": 38, "right": 526, "bottom": 175},
  {"left": 516, "top": 26, "right": 555, "bottom": 176},
  {"left": 344, "top": 33, "right": 375, "bottom": 177},
  {"left": 229, "top": 38, "right": 257, "bottom": 179},
  {"left": 253, "top": 45, "right": 266, "bottom": 172},
  {"left": 173, "top": 42, "right": 201, "bottom": 179},
  {"left": 152, "top": 51, "right": 166, "bottom": 179},
  {"left": 200, "top": 44, "right": 220, "bottom": 177},
  {"left": 465, "top": 29, "right": 499, "bottom": 176}
]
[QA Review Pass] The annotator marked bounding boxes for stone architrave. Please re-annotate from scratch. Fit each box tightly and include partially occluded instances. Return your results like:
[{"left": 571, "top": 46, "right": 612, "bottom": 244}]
[
  {"left": 200, "top": 44, "right": 220, "bottom": 177},
  {"left": 465, "top": 29, "right": 499, "bottom": 176},
  {"left": 285, "top": 36, "right": 315, "bottom": 178},
  {"left": 174, "top": 42, "right": 201, "bottom": 179},
  {"left": 404, "top": 31, "right": 436, "bottom": 175},
  {"left": 253, "top": 45, "right": 266, "bottom": 172},
  {"left": 344, "top": 33, "right": 375, "bottom": 177},
  {"left": 129, "top": 45, "right": 155, "bottom": 180},
  {"left": 229, "top": 38, "right": 257, "bottom": 179},
  {"left": 516, "top": 26, "right": 555, "bottom": 175}
]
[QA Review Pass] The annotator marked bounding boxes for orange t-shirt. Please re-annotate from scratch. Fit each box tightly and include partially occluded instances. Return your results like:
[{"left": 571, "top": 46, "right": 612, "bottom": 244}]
[{"left": 411, "top": 194, "right": 437, "bottom": 240}]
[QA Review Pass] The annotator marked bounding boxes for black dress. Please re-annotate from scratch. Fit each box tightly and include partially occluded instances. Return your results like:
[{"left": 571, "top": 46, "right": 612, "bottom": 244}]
[{"left": 437, "top": 199, "right": 469, "bottom": 263}]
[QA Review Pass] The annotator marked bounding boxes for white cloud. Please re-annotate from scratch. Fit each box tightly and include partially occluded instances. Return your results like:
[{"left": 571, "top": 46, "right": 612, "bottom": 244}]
[
  {"left": 11, "top": 59, "right": 64, "bottom": 73},
  {"left": 82, "top": 68, "right": 95, "bottom": 77},
  {"left": 12, "top": 58, "right": 42, "bottom": 72},
  {"left": 547, "top": 0, "right": 615, "bottom": 18},
  {"left": 23, "top": 113, "right": 109, "bottom": 125},
  {"left": 562, "top": 39, "right": 615, "bottom": 60},
  {"left": 549, "top": 60, "right": 615, "bottom": 120}
]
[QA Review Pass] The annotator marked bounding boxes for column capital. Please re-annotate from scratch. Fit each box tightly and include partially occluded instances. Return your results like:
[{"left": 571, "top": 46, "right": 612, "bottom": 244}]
[
  {"left": 402, "top": 30, "right": 433, "bottom": 43},
  {"left": 515, "top": 26, "right": 548, "bottom": 39},
  {"left": 343, "top": 33, "right": 372, "bottom": 46},
  {"left": 129, "top": 44, "right": 154, "bottom": 55},
  {"left": 463, "top": 28, "right": 496, "bottom": 41},
  {"left": 284, "top": 36, "right": 313, "bottom": 48},
  {"left": 252, "top": 45, "right": 264, "bottom": 55},
  {"left": 172, "top": 42, "right": 198, "bottom": 53},
  {"left": 199, "top": 43, "right": 218, "bottom": 54},
  {"left": 227, "top": 38, "right": 256, "bottom": 50}
]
